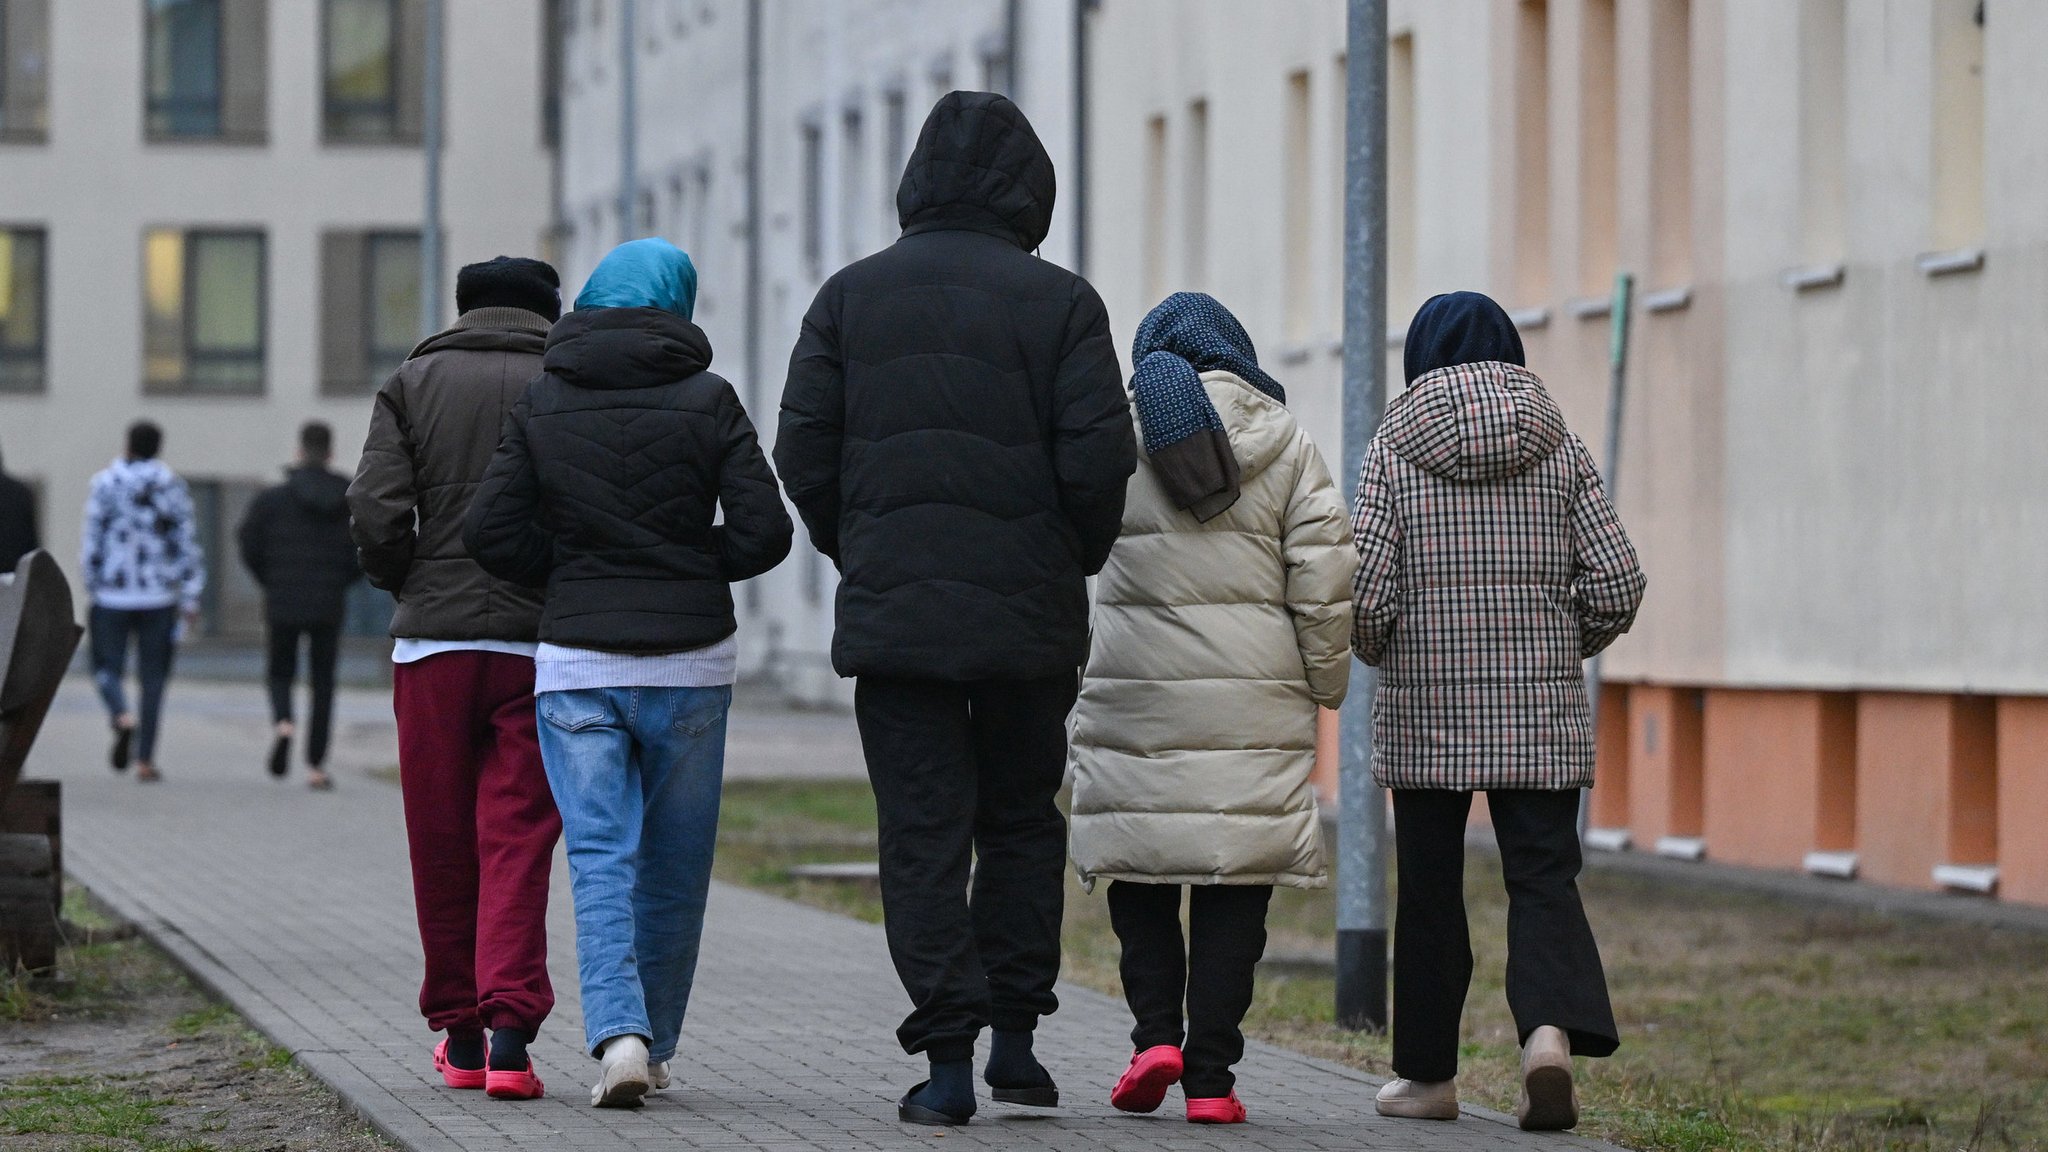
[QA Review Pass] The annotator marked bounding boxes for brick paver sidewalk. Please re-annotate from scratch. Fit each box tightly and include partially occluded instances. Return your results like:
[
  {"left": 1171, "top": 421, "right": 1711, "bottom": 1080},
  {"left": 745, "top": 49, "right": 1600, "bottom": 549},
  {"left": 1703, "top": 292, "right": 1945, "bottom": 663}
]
[{"left": 29, "top": 678, "right": 1623, "bottom": 1151}]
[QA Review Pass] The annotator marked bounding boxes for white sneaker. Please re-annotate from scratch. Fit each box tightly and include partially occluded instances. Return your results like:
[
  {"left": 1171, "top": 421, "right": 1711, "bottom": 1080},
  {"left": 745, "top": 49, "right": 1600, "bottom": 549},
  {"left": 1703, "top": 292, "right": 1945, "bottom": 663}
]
[
  {"left": 591, "top": 1035, "right": 650, "bottom": 1108},
  {"left": 1517, "top": 1025, "right": 1578, "bottom": 1131},
  {"left": 650, "top": 1060, "right": 670, "bottom": 1091},
  {"left": 1375, "top": 1077, "right": 1459, "bottom": 1121}
]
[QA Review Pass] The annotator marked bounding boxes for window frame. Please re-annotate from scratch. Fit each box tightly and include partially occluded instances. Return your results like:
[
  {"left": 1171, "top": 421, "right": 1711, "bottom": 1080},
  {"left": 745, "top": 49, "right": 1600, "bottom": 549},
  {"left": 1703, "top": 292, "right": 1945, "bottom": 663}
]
[
  {"left": 0, "top": 224, "right": 47, "bottom": 394},
  {"left": 361, "top": 229, "right": 420, "bottom": 389},
  {"left": 144, "top": 226, "right": 267, "bottom": 396},
  {"left": 321, "top": 0, "right": 402, "bottom": 143},
  {"left": 143, "top": 0, "right": 225, "bottom": 141}
]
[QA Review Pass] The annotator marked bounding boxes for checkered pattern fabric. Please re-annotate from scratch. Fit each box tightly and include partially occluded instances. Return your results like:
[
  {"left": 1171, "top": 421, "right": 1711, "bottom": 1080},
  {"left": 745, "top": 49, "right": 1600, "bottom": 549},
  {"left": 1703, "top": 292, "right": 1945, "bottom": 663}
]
[{"left": 1350, "top": 361, "right": 1645, "bottom": 790}]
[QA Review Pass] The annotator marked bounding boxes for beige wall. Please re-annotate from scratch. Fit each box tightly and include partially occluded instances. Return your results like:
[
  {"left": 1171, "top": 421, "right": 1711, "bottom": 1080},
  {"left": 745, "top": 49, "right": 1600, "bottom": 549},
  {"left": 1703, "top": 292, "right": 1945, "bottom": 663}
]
[
  {"left": 0, "top": 0, "right": 554, "bottom": 635},
  {"left": 1086, "top": 0, "right": 2048, "bottom": 697}
]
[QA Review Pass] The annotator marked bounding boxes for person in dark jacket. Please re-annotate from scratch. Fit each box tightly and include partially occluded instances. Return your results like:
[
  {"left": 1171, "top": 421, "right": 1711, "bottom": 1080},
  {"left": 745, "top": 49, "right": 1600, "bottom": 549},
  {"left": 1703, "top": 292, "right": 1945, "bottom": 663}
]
[
  {"left": 776, "top": 91, "right": 1136, "bottom": 1126},
  {"left": 467, "top": 238, "right": 791, "bottom": 1109},
  {"left": 0, "top": 442, "right": 37, "bottom": 575},
  {"left": 237, "top": 422, "right": 359, "bottom": 788},
  {"left": 347, "top": 256, "right": 564, "bottom": 1101}
]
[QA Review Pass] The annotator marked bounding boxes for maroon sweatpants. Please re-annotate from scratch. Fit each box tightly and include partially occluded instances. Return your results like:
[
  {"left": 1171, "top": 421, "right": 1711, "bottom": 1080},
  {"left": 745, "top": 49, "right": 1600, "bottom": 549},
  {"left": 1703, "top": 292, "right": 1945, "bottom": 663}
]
[{"left": 394, "top": 650, "right": 561, "bottom": 1037}]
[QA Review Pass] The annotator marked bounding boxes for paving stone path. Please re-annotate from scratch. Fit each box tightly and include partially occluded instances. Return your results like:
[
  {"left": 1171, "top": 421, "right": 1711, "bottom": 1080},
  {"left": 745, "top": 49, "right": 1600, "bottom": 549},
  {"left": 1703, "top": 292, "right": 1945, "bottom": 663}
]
[{"left": 30, "top": 677, "right": 1623, "bottom": 1151}]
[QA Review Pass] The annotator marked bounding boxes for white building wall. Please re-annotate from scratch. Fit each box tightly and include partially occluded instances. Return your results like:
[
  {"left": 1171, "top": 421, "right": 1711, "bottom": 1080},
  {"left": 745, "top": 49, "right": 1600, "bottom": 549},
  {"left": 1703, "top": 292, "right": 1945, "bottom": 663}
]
[{"left": 0, "top": 0, "right": 555, "bottom": 639}]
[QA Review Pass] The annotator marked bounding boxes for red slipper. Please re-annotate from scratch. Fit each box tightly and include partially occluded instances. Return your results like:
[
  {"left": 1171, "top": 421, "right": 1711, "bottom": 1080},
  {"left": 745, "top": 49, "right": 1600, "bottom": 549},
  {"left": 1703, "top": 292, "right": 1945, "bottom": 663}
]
[
  {"left": 1110, "top": 1045, "right": 1184, "bottom": 1114},
  {"left": 485, "top": 1062, "right": 546, "bottom": 1101},
  {"left": 1187, "top": 1091, "right": 1247, "bottom": 1124},
  {"left": 432, "top": 1039, "right": 486, "bottom": 1090}
]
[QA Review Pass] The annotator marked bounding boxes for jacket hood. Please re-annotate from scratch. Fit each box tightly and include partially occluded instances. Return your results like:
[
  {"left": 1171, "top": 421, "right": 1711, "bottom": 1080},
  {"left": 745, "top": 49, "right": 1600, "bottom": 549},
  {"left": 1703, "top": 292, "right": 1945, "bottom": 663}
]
[
  {"left": 1379, "top": 361, "right": 1567, "bottom": 483},
  {"left": 542, "top": 306, "right": 713, "bottom": 391},
  {"left": 409, "top": 307, "right": 552, "bottom": 359},
  {"left": 285, "top": 465, "right": 349, "bottom": 518},
  {"left": 896, "top": 91, "right": 1055, "bottom": 251},
  {"left": 1201, "top": 371, "right": 1295, "bottom": 483},
  {"left": 574, "top": 238, "right": 698, "bottom": 319}
]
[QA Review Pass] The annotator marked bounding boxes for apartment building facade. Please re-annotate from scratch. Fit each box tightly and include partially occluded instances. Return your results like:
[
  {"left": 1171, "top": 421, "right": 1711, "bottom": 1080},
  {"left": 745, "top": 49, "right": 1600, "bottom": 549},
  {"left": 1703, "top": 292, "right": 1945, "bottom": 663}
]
[
  {"left": 1087, "top": 0, "right": 2048, "bottom": 906},
  {"left": 0, "top": 0, "right": 555, "bottom": 639},
  {"left": 555, "top": 0, "right": 1080, "bottom": 704}
]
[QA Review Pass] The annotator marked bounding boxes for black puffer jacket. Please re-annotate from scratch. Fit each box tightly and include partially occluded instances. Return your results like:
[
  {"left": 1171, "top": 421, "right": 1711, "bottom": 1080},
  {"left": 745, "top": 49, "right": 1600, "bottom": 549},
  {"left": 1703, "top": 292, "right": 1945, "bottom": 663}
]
[
  {"left": 776, "top": 91, "right": 1136, "bottom": 681},
  {"left": 237, "top": 465, "right": 361, "bottom": 627},
  {"left": 465, "top": 307, "right": 792, "bottom": 653}
]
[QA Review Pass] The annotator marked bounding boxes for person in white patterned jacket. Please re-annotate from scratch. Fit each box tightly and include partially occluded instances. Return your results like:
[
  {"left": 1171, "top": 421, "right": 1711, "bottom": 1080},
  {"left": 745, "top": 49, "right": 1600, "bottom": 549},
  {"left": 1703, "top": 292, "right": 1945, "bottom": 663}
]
[
  {"left": 82, "top": 420, "right": 206, "bottom": 783},
  {"left": 1352, "top": 291, "right": 1646, "bottom": 1133}
]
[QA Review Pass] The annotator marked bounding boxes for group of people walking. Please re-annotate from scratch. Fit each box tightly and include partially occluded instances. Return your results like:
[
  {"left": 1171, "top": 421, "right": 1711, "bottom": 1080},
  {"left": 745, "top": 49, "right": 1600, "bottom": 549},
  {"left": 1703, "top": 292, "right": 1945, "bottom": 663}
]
[{"left": 23, "top": 88, "right": 1642, "bottom": 1132}]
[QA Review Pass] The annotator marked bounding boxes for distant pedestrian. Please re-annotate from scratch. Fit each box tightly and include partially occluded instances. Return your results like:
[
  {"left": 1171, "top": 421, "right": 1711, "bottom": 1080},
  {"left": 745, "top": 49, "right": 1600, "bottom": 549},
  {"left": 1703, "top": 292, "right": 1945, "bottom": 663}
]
[
  {"left": 1355, "top": 292, "right": 1646, "bottom": 1131},
  {"left": 776, "top": 91, "right": 1136, "bottom": 1126},
  {"left": 348, "top": 257, "right": 564, "bottom": 1101},
  {"left": 1069, "top": 293, "right": 1356, "bottom": 1126},
  {"left": 0, "top": 441, "right": 37, "bottom": 574},
  {"left": 237, "top": 422, "right": 360, "bottom": 789},
  {"left": 82, "top": 420, "right": 204, "bottom": 784},
  {"left": 468, "top": 238, "right": 791, "bottom": 1108}
]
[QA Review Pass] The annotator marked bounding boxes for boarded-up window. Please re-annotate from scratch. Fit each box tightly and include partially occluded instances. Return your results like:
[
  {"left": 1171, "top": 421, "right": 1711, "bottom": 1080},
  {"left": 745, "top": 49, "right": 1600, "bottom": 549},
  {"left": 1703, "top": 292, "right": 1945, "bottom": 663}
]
[
  {"left": 144, "top": 228, "right": 266, "bottom": 394},
  {"left": 0, "top": 0, "right": 50, "bottom": 142},
  {"left": 320, "top": 229, "right": 421, "bottom": 395},
  {"left": 144, "top": 0, "right": 266, "bottom": 142},
  {"left": 322, "top": 0, "right": 424, "bottom": 143}
]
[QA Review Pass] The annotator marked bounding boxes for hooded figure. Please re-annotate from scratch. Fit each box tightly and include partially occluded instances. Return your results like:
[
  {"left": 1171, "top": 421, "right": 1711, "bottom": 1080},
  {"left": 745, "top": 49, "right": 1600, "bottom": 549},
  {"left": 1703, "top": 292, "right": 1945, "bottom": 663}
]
[
  {"left": 1068, "top": 293, "right": 1355, "bottom": 1122},
  {"left": 0, "top": 443, "right": 39, "bottom": 574},
  {"left": 1354, "top": 290, "right": 1645, "bottom": 1132},
  {"left": 467, "top": 237, "right": 790, "bottom": 1109},
  {"left": 775, "top": 92, "right": 1136, "bottom": 1126}
]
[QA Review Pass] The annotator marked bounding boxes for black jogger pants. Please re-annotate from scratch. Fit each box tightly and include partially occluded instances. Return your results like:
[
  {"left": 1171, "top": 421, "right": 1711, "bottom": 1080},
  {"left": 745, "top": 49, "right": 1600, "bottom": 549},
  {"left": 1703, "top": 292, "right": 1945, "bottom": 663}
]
[
  {"left": 1107, "top": 881, "right": 1274, "bottom": 1098},
  {"left": 265, "top": 620, "right": 341, "bottom": 767},
  {"left": 1391, "top": 788, "right": 1619, "bottom": 1083},
  {"left": 854, "top": 673, "right": 1078, "bottom": 1063}
]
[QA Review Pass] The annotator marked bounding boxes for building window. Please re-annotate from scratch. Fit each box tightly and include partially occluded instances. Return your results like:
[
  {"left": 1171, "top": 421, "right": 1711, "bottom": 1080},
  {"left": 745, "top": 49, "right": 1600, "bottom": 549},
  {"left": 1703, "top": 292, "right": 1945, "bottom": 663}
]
[
  {"left": 0, "top": 226, "right": 45, "bottom": 393},
  {"left": 1389, "top": 31, "right": 1417, "bottom": 318},
  {"left": 324, "top": 0, "right": 422, "bottom": 143},
  {"left": 1283, "top": 71, "right": 1311, "bottom": 339},
  {"left": 1142, "top": 114, "right": 1167, "bottom": 304},
  {"left": 1577, "top": 0, "right": 1618, "bottom": 297},
  {"left": 980, "top": 47, "right": 1010, "bottom": 96},
  {"left": 1799, "top": 0, "right": 1847, "bottom": 264},
  {"left": 542, "top": 0, "right": 566, "bottom": 148},
  {"left": 800, "top": 119, "right": 823, "bottom": 279},
  {"left": 1184, "top": 98, "right": 1209, "bottom": 291},
  {"left": 882, "top": 88, "right": 907, "bottom": 239},
  {"left": 1511, "top": 0, "right": 1551, "bottom": 305},
  {"left": 144, "top": 0, "right": 267, "bottom": 143},
  {"left": 144, "top": 228, "right": 266, "bottom": 394},
  {"left": 0, "top": 0, "right": 51, "bottom": 142},
  {"left": 319, "top": 230, "right": 420, "bottom": 395},
  {"left": 1648, "top": 0, "right": 1692, "bottom": 286},
  {"left": 841, "top": 105, "right": 866, "bottom": 261},
  {"left": 1930, "top": 0, "right": 1984, "bottom": 249}
]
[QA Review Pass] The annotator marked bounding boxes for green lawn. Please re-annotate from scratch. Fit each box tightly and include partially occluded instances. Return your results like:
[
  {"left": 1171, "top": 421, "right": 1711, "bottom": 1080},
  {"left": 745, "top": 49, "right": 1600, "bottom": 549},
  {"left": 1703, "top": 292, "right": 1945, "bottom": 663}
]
[{"left": 713, "top": 779, "right": 2048, "bottom": 1152}]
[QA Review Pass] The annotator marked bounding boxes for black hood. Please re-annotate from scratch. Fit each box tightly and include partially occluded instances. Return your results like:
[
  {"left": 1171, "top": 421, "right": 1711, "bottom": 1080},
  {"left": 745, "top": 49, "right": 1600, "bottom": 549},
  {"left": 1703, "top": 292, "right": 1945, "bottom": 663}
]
[
  {"left": 1403, "top": 291, "right": 1526, "bottom": 383},
  {"left": 896, "top": 91, "right": 1055, "bottom": 251},
  {"left": 285, "top": 465, "right": 349, "bottom": 518},
  {"left": 542, "top": 307, "right": 713, "bottom": 391}
]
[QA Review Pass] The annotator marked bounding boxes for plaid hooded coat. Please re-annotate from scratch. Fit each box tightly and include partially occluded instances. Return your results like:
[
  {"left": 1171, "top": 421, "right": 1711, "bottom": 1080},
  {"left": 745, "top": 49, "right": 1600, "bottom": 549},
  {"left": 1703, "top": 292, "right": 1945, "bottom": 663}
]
[{"left": 1351, "top": 361, "right": 1645, "bottom": 790}]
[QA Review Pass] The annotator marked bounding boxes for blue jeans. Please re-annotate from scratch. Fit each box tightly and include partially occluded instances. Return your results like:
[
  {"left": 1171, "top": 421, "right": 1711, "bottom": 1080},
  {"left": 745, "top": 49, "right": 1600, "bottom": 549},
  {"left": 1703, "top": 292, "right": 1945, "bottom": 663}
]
[
  {"left": 536, "top": 685, "right": 731, "bottom": 1061},
  {"left": 89, "top": 605, "right": 179, "bottom": 763}
]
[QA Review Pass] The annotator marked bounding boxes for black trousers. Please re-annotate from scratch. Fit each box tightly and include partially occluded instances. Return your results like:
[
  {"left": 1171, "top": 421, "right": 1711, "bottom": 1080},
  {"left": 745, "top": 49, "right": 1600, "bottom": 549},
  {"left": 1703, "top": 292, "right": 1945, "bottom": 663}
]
[
  {"left": 265, "top": 620, "right": 341, "bottom": 767},
  {"left": 1107, "top": 881, "right": 1273, "bottom": 1098},
  {"left": 854, "top": 673, "right": 1077, "bottom": 1063},
  {"left": 1391, "top": 789, "right": 1619, "bottom": 1082}
]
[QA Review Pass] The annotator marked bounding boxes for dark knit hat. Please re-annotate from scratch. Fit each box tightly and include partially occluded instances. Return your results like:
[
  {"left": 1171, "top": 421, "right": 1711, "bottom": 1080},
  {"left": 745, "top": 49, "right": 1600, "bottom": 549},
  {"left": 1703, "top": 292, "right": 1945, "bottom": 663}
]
[{"left": 455, "top": 256, "right": 562, "bottom": 322}]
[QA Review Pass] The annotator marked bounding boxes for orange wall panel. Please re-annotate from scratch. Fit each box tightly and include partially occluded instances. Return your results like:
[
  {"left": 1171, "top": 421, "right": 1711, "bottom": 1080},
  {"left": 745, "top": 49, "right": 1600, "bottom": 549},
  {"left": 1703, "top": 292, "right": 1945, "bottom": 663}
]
[
  {"left": 1590, "top": 682, "right": 1631, "bottom": 828},
  {"left": 1998, "top": 698, "right": 2048, "bottom": 906},
  {"left": 1855, "top": 694, "right": 1992, "bottom": 891},
  {"left": 1627, "top": 686, "right": 1703, "bottom": 843},
  {"left": 1702, "top": 690, "right": 1823, "bottom": 869}
]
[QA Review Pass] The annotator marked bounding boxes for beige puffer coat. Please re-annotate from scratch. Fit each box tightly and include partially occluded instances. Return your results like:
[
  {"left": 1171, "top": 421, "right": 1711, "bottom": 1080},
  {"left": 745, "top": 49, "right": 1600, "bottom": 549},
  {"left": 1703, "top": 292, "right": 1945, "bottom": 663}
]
[{"left": 1069, "top": 371, "right": 1357, "bottom": 889}]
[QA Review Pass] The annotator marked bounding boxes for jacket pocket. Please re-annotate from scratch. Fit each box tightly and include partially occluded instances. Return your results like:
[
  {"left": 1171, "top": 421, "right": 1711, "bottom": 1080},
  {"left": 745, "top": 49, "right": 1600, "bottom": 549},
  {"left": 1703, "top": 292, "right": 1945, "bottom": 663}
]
[
  {"left": 541, "top": 695, "right": 613, "bottom": 733},
  {"left": 671, "top": 686, "right": 733, "bottom": 737}
]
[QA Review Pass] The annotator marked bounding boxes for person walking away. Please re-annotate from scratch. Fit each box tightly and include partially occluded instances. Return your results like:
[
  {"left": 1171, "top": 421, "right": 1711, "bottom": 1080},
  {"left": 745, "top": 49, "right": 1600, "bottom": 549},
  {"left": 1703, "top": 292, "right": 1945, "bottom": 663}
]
[
  {"left": 237, "top": 421, "right": 359, "bottom": 789},
  {"left": 82, "top": 421, "right": 204, "bottom": 783},
  {"left": 0, "top": 441, "right": 38, "bottom": 575},
  {"left": 467, "top": 238, "right": 791, "bottom": 1108},
  {"left": 1069, "top": 293, "right": 1356, "bottom": 1126},
  {"left": 348, "top": 257, "right": 565, "bottom": 1101},
  {"left": 1354, "top": 292, "right": 1646, "bottom": 1131},
  {"left": 777, "top": 91, "right": 1137, "bottom": 1126}
]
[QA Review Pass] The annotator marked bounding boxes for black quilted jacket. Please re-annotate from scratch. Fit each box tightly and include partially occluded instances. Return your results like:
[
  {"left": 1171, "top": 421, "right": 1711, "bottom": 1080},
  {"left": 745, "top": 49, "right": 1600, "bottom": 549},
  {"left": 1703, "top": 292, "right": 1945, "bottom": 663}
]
[
  {"left": 775, "top": 91, "right": 1136, "bottom": 681},
  {"left": 465, "top": 307, "right": 792, "bottom": 653}
]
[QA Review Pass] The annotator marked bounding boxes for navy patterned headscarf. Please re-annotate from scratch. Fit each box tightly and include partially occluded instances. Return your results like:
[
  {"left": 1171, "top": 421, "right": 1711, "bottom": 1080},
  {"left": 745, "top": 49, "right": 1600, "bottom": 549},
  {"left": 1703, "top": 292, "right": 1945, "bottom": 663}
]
[{"left": 1130, "top": 292, "right": 1285, "bottom": 522}]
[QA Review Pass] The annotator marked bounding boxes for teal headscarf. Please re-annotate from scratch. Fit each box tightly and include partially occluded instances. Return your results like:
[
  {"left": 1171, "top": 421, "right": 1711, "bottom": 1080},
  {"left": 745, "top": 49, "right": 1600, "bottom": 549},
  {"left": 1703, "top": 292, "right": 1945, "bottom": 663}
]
[{"left": 574, "top": 238, "right": 699, "bottom": 320}]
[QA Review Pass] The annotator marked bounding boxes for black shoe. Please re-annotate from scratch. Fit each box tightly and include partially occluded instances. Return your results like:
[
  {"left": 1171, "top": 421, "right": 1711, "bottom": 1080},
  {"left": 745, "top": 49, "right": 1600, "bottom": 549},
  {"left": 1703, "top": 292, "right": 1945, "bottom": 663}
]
[
  {"left": 110, "top": 725, "right": 133, "bottom": 772},
  {"left": 267, "top": 734, "right": 291, "bottom": 778},
  {"left": 897, "top": 1082, "right": 975, "bottom": 1126},
  {"left": 898, "top": 1060, "right": 976, "bottom": 1126},
  {"left": 985, "top": 1029, "right": 1059, "bottom": 1107}
]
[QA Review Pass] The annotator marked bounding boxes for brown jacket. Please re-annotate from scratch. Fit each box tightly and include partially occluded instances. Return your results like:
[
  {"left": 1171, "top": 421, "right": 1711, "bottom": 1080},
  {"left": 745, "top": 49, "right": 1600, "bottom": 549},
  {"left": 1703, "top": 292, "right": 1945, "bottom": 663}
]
[{"left": 347, "top": 307, "right": 549, "bottom": 642}]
